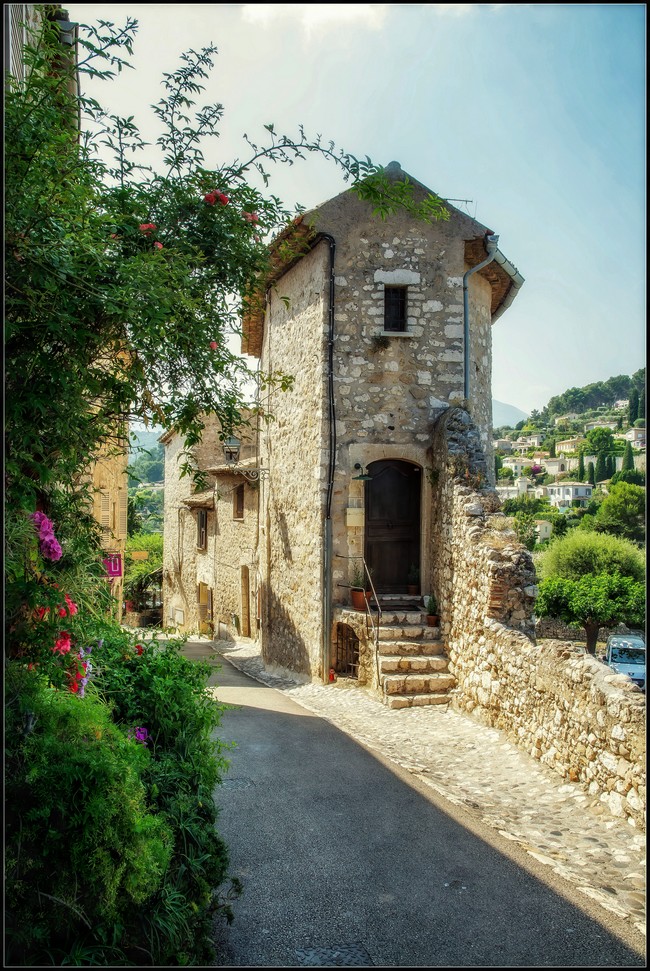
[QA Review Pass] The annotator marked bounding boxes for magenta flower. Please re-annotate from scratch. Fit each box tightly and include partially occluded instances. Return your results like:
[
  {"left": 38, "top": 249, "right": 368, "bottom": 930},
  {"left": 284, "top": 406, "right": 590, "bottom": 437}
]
[
  {"left": 29, "top": 512, "right": 62, "bottom": 560},
  {"left": 153, "top": 241, "right": 164, "bottom": 250}
]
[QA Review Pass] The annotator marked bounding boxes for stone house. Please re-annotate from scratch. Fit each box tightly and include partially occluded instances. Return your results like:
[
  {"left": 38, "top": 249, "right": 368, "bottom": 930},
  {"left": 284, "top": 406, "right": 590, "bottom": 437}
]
[{"left": 163, "top": 162, "right": 526, "bottom": 696}]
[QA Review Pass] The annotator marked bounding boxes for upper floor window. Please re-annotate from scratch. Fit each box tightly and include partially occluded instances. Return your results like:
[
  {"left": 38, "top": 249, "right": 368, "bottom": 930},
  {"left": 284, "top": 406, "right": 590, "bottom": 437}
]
[
  {"left": 384, "top": 286, "right": 407, "bottom": 332},
  {"left": 196, "top": 508, "right": 208, "bottom": 550},
  {"left": 233, "top": 484, "right": 245, "bottom": 520}
]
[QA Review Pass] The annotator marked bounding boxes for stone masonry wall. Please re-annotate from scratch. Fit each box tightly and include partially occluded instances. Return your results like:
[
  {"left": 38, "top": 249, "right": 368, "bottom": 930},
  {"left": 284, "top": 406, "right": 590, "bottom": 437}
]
[
  {"left": 303, "top": 193, "right": 495, "bottom": 602},
  {"left": 161, "top": 421, "right": 258, "bottom": 636},
  {"left": 430, "top": 408, "right": 646, "bottom": 828},
  {"left": 259, "top": 245, "right": 329, "bottom": 677}
]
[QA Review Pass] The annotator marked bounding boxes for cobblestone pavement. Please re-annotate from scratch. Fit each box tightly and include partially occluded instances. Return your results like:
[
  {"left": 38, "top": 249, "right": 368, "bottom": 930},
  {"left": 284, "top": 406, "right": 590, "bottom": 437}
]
[{"left": 182, "top": 635, "right": 646, "bottom": 939}]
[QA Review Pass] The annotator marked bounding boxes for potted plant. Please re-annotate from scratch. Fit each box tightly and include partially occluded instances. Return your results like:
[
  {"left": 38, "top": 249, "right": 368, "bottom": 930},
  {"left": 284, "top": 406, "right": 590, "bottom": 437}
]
[
  {"left": 350, "top": 562, "right": 369, "bottom": 610},
  {"left": 407, "top": 564, "right": 420, "bottom": 595},
  {"left": 425, "top": 594, "right": 439, "bottom": 627}
]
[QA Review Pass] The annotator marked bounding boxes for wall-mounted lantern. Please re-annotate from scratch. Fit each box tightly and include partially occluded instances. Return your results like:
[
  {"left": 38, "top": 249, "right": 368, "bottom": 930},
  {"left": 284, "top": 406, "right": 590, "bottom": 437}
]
[
  {"left": 221, "top": 435, "right": 269, "bottom": 482},
  {"left": 352, "top": 463, "right": 372, "bottom": 481}
]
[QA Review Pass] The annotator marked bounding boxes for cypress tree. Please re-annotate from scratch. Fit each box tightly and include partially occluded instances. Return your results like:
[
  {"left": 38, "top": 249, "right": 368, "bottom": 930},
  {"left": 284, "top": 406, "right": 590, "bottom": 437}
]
[
  {"left": 605, "top": 454, "right": 615, "bottom": 479},
  {"left": 595, "top": 453, "right": 607, "bottom": 483},
  {"left": 622, "top": 440, "right": 634, "bottom": 472},
  {"left": 577, "top": 451, "right": 585, "bottom": 481},
  {"left": 638, "top": 388, "right": 645, "bottom": 422},
  {"left": 587, "top": 462, "right": 596, "bottom": 486},
  {"left": 629, "top": 387, "right": 639, "bottom": 426}
]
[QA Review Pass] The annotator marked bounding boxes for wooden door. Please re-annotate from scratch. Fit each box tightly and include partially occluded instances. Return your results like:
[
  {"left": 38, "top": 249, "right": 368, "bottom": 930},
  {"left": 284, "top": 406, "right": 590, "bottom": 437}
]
[{"left": 364, "top": 460, "right": 421, "bottom": 594}]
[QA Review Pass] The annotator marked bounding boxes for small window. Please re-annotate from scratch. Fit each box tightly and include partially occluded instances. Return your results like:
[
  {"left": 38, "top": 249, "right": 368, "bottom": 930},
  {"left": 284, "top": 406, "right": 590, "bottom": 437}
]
[
  {"left": 196, "top": 508, "right": 208, "bottom": 550},
  {"left": 384, "top": 286, "right": 407, "bottom": 332},
  {"left": 234, "top": 484, "right": 245, "bottom": 520}
]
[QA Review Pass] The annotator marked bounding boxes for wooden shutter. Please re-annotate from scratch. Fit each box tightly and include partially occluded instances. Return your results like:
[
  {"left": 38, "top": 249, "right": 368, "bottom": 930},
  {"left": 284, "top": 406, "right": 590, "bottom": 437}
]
[
  {"left": 100, "top": 490, "right": 111, "bottom": 529},
  {"left": 118, "top": 490, "right": 128, "bottom": 539}
]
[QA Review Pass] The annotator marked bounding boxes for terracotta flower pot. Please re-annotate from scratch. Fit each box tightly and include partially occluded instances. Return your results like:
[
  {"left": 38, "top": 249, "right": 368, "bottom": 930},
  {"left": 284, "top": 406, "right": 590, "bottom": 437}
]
[
  {"left": 351, "top": 589, "right": 367, "bottom": 610},
  {"left": 426, "top": 615, "right": 439, "bottom": 627}
]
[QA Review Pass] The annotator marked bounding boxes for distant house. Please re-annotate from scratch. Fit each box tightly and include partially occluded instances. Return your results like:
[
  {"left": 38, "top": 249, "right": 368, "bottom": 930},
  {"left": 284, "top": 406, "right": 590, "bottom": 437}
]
[
  {"left": 614, "top": 399, "right": 629, "bottom": 411},
  {"left": 544, "top": 481, "right": 593, "bottom": 510},
  {"left": 583, "top": 420, "right": 618, "bottom": 432},
  {"left": 495, "top": 475, "right": 533, "bottom": 501},
  {"left": 493, "top": 438, "right": 513, "bottom": 453},
  {"left": 621, "top": 427, "right": 646, "bottom": 448},
  {"left": 555, "top": 437, "right": 585, "bottom": 454},
  {"left": 502, "top": 456, "right": 529, "bottom": 476},
  {"left": 535, "top": 520, "right": 553, "bottom": 543},
  {"left": 554, "top": 413, "right": 580, "bottom": 426}
]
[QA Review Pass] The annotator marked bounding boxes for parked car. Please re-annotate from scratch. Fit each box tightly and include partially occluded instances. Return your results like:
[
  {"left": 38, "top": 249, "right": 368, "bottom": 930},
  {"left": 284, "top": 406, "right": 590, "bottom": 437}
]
[{"left": 603, "top": 634, "right": 646, "bottom": 691}]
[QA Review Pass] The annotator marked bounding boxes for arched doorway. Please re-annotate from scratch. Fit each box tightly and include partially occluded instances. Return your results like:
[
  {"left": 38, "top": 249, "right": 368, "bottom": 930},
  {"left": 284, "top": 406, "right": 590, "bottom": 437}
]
[{"left": 364, "top": 459, "right": 421, "bottom": 594}]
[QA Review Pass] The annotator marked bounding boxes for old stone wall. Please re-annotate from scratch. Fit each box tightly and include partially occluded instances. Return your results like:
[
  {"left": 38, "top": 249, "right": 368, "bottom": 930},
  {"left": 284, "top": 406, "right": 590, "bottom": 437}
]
[
  {"left": 303, "top": 196, "right": 496, "bottom": 602},
  {"left": 430, "top": 407, "right": 646, "bottom": 828},
  {"left": 161, "top": 424, "right": 258, "bottom": 636},
  {"left": 259, "top": 245, "right": 329, "bottom": 677}
]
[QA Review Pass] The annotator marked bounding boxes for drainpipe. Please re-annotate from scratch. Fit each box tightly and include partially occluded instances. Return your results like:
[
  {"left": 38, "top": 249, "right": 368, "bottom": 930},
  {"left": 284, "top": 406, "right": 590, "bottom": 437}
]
[
  {"left": 319, "top": 234, "right": 337, "bottom": 684},
  {"left": 462, "top": 233, "right": 499, "bottom": 401}
]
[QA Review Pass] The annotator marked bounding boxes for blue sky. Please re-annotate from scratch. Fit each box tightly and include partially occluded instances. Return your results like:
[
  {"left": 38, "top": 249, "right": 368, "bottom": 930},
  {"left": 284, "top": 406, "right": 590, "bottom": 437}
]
[{"left": 66, "top": 3, "right": 646, "bottom": 416}]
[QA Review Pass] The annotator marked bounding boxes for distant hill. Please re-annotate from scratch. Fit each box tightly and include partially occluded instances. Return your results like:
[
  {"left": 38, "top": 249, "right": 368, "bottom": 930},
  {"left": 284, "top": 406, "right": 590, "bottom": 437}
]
[
  {"left": 128, "top": 426, "right": 164, "bottom": 455},
  {"left": 492, "top": 400, "right": 528, "bottom": 428}
]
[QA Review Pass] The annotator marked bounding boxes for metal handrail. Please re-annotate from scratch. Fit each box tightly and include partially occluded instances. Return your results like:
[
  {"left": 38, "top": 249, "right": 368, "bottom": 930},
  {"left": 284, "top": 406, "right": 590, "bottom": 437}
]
[{"left": 336, "top": 554, "right": 382, "bottom": 687}]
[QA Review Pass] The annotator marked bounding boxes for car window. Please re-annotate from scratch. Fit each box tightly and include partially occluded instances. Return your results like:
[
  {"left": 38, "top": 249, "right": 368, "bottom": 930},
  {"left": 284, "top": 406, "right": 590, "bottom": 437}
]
[{"left": 610, "top": 647, "right": 645, "bottom": 664}]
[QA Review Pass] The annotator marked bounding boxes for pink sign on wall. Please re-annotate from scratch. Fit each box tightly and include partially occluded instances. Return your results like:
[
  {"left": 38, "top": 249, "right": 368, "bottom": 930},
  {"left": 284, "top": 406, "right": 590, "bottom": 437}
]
[{"left": 103, "top": 554, "right": 122, "bottom": 577}]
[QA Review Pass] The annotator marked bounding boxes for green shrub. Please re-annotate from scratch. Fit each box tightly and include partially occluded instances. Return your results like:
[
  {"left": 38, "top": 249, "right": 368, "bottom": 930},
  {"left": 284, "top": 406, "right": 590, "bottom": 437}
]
[{"left": 5, "top": 666, "right": 173, "bottom": 965}]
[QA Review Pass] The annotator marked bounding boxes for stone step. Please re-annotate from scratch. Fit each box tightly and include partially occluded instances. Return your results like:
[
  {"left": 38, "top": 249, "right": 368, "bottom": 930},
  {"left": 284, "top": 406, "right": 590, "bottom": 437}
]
[
  {"left": 377, "top": 639, "right": 446, "bottom": 656},
  {"left": 375, "top": 610, "right": 429, "bottom": 626},
  {"left": 384, "top": 693, "right": 453, "bottom": 710},
  {"left": 379, "top": 654, "right": 450, "bottom": 675},
  {"left": 382, "top": 672, "right": 457, "bottom": 695},
  {"left": 377, "top": 625, "right": 438, "bottom": 641}
]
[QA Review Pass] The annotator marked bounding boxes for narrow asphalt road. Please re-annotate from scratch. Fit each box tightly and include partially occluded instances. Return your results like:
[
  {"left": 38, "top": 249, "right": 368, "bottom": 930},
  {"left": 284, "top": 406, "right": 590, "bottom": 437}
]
[{"left": 207, "top": 652, "right": 644, "bottom": 968}]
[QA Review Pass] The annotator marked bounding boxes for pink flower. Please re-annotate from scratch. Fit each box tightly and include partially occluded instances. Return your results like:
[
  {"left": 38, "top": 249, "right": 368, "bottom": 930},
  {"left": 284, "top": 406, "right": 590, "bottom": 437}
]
[
  {"left": 58, "top": 594, "right": 78, "bottom": 618},
  {"left": 204, "top": 192, "right": 217, "bottom": 205},
  {"left": 53, "top": 632, "right": 72, "bottom": 655},
  {"left": 153, "top": 241, "right": 164, "bottom": 250},
  {"left": 65, "top": 594, "right": 78, "bottom": 616},
  {"left": 243, "top": 212, "right": 259, "bottom": 223},
  {"left": 216, "top": 191, "right": 229, "bottom": 206},
  {"left": 209, "top": 341, "right": 219, "bottom": 350},
  {"left": 139, "top": 223, "right": 157, "bottom": 235}
]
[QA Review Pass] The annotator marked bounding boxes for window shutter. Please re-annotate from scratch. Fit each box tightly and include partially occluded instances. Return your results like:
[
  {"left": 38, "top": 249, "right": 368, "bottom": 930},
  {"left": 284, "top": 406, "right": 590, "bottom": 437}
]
[
  {"left": 118, "top": 490, "right": 128, "bottom": 538},
  {"left": 100, "top": 490, "right": 111, "bottom": 529}
]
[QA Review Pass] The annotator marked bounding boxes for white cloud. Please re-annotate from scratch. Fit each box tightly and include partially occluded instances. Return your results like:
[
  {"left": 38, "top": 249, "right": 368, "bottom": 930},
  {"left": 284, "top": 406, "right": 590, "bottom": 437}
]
[{"left": 241, "top": 4, "right": 390, "bottom": 32}]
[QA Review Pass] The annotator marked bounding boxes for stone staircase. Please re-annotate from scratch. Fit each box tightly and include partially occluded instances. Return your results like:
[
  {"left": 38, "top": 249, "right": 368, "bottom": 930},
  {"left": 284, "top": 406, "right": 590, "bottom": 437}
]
[{"left": 374, "top": 598, "right": 456, "bottom": 709}]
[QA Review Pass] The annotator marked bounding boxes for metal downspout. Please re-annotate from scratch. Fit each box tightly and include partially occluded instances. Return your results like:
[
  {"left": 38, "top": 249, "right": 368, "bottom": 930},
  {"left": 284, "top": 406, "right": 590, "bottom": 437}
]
[
  {"left": 463, "top": 233, "right": 499, "bottom": 401},
  {"left": 321, "top": 234, "right": 336, "bottom": 683}
]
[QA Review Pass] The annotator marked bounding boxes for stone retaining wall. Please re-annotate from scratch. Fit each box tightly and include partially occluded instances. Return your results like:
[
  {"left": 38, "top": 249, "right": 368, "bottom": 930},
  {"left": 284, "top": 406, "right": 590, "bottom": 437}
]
[{"left": 429, "top": 407, "right": 646, "bottom": 828}]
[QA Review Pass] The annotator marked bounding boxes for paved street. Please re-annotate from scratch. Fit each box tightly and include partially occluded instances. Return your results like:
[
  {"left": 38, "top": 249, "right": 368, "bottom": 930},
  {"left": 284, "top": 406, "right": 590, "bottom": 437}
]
[{"left": 180, "top": 637, "right": 645, "bottom": 967}]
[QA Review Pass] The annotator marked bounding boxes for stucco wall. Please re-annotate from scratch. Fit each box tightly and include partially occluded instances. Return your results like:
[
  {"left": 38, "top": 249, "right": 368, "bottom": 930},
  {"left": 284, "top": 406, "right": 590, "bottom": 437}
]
[{"left": 430, "top": 407, "right": 646, "bottom": 828}]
